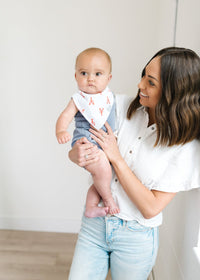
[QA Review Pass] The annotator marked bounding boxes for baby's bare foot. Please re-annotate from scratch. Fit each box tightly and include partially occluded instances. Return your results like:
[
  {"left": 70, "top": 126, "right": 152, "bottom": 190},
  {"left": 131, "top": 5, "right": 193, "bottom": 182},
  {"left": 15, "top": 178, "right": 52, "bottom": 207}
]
[
  {"left": 85, "top": 206, "right": 109, "bottom": 218},
  {"left": 109, "top": 207, "right": 120, "bottom": 215},
  {"left": 104, "top": 199, "right": 120, "bottom": 215}
]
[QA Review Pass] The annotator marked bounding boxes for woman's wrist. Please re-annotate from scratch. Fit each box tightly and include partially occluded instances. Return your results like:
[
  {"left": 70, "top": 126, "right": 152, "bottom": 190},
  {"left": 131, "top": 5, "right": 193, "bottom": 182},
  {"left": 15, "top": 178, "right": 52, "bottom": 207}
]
[{"left": 110, "top": 152, "right": 124, "bottom": 168}]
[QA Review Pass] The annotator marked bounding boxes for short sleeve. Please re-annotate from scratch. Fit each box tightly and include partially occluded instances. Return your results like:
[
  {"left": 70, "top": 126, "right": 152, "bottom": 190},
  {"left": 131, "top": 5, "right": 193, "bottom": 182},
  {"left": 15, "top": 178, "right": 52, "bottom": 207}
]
[{"left": 147, "top": 139, "right": 200, "bottom": 193}]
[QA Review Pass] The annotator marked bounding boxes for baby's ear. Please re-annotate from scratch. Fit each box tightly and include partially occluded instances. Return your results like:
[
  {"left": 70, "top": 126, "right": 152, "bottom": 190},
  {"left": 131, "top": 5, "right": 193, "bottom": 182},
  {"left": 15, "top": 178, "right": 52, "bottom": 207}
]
[{"left": 108, "top": 74, "right": 112, "bottom": 81}]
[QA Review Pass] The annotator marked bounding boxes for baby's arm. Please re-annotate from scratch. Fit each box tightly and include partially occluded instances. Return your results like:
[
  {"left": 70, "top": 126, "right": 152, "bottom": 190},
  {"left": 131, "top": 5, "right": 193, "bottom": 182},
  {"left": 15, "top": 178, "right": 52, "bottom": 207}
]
[{"left": 56, "top": 99, "right": 78, "bottom": 144}]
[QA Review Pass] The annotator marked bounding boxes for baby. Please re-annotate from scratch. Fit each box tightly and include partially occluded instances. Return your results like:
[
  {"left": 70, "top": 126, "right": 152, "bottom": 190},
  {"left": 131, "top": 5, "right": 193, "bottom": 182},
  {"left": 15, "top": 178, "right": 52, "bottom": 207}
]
[{"left": 56, "top": 47, "right": 119, "bottom": 217}]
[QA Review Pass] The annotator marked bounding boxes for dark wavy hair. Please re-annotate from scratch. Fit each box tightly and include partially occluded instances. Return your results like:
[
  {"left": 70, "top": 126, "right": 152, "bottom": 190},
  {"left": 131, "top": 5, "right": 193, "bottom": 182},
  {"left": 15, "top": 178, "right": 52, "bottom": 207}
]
[{"left": 127, "top": 47, "right": 200, "bottom": 146}]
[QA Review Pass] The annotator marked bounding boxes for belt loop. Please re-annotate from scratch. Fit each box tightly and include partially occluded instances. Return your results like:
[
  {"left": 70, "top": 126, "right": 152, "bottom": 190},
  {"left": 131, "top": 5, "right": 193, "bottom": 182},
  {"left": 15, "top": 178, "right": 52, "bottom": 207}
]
[{"left": 123, "top": 219, "right": 126, "bottom": 228}]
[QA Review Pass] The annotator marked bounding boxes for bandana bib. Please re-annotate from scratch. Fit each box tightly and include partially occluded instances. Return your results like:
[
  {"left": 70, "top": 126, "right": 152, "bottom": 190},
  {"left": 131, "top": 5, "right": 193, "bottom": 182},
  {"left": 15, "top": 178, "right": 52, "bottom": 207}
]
[{"left": 72, "top": 87, "right": 114, "bottom": 130}]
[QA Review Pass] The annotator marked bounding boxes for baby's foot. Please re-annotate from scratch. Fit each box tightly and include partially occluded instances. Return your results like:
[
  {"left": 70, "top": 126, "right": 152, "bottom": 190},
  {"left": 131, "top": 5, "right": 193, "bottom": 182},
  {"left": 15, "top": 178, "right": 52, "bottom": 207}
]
[
  {"left": 104, "top": 199, "right": 120, "bottom": 215},
  {"left": 84, "top": 206, "right": 109, "bottom": 218},
  {"left": 109, "top": 207, "right": 120, "bottom": 215}
]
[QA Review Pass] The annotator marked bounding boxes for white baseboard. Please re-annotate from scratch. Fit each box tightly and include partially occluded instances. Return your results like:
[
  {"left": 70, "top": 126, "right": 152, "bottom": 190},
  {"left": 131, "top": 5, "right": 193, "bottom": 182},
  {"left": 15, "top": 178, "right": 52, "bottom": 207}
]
[{"left": 0, "top": 216, "right": 81, "bottom": 233}]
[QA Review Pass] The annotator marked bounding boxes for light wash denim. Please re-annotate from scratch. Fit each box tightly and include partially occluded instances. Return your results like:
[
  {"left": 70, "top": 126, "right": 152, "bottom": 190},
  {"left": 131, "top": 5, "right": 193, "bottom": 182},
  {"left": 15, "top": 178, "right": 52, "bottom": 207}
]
[{"left": 68, "top": 215, "right": 159, "bottom": 280}]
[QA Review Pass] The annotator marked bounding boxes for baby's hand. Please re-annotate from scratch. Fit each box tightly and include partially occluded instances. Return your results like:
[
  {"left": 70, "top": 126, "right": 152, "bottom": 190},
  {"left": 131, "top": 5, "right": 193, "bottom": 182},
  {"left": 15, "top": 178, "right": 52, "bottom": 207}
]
[{"left": 56, "top": 131, "right": 71, "bottom": 144}]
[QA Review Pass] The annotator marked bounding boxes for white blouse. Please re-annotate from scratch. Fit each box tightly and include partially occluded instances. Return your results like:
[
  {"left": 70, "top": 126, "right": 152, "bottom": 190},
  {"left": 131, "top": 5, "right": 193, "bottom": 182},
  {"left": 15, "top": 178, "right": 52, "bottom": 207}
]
[{"left": 110, "top": 94, "right": 200, "bottom": 227}]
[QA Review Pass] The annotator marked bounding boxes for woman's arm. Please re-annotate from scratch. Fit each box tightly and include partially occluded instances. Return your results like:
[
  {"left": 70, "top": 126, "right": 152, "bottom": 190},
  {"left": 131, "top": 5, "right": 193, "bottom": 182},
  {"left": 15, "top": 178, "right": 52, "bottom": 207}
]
[
  {"left": 90, "top": 123, "right": 176, "bottom": 219},
  {"left": 110, "top": 155, "right": 176, "bottom": 219}
]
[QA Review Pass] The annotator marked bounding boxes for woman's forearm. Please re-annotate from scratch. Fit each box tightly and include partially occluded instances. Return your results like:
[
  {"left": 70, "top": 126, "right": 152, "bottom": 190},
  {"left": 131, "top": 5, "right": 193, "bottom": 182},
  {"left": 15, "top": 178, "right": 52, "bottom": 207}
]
[
  {"left": 111, "top": 156, "right": 157, "bottom": 218},
  {"left": 111, "top": 156, "right": 175, "bottom": 219}
]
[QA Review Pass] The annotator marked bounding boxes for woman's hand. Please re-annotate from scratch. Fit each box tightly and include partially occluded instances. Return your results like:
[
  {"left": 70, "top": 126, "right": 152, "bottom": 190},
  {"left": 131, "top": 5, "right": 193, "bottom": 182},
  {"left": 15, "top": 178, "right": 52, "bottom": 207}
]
[
  {"left": 68, "top": 137, "right": 100, "bottom": 167},
  {"left": 89, "top": 122, "right": 122, "bottom": 163}
]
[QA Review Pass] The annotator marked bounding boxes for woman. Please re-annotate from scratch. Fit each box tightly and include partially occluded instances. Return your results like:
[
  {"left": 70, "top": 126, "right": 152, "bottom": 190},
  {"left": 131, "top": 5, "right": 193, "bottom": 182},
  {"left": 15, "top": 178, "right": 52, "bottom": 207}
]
[{"left": 68, "top": 47, "right": 200, "bottom": 280}]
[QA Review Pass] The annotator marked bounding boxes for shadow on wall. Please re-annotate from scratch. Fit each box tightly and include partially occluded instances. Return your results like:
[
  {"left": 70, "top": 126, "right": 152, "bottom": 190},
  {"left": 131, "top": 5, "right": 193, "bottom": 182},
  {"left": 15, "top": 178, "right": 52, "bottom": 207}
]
[{"left": 154, "top": 189, "right": 200, "bottom": 279}]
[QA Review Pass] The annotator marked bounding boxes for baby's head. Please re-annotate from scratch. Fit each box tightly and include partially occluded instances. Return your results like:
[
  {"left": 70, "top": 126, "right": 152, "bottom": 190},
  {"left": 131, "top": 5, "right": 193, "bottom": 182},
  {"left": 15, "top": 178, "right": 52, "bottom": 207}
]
[{"left": 75, "top": 47, "right": 112, "bottom": 94}]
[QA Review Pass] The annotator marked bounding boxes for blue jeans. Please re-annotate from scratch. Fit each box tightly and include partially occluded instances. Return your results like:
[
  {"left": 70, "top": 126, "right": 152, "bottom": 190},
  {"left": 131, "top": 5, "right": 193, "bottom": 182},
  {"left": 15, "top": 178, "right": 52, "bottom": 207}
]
[{"left": 68, "top": 215, "right": 159, "bottom": 280}]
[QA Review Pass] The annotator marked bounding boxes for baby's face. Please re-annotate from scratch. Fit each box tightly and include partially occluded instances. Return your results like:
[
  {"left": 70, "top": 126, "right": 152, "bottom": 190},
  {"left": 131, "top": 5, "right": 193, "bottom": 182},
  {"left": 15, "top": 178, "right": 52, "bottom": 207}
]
[{"left": 75, "top": 52, "right": 112, "bottom": 94}]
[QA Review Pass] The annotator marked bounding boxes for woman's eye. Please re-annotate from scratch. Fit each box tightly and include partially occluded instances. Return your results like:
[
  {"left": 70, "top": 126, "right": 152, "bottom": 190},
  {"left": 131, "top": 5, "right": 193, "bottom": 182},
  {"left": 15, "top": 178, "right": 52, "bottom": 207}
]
[
  {"left": 96, "top": 72, "right": 102, "bottom": 76},
  {"left": 81, "top": 72, "right": 87, "bottom": 76},
  {"left": 149, "top": 80, "right": 155, "bottom": 86}
]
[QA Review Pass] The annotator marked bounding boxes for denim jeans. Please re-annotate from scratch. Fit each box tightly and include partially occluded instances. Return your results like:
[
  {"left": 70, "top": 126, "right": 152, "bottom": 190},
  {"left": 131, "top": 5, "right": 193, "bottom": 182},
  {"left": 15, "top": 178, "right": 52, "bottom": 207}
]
[{"left": 68, "top": 215, "right": 159, "bottom": 280}]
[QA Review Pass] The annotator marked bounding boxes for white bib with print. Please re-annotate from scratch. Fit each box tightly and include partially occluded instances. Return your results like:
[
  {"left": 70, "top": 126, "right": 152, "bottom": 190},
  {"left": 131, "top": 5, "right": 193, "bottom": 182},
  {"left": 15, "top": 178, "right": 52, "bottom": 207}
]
[{"left": 72, "top": 87, "right": 114, "bottom": 129}]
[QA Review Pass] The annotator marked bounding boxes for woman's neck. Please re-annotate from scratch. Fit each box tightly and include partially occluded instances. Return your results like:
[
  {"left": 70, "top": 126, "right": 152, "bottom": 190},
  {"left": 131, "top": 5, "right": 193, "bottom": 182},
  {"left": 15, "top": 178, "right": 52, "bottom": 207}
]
[{"left": 148, "top": 108, "right": 156, "bottom": 126}]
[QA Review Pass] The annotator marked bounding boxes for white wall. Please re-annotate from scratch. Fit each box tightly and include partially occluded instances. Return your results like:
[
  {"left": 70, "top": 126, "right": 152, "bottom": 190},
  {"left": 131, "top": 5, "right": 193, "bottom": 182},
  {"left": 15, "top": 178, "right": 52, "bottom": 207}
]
[
  {"left": 153, "top": 1, "right": 200, "bottom": 279},
  {"left": 1, "top": 0, "right": 200, "bottom": 278},
  {"left": 154, "top": 190, "right": 200, "bottom": 279},
  {"left": 0, "top": 0, "right": 175, "bottom": 232}
]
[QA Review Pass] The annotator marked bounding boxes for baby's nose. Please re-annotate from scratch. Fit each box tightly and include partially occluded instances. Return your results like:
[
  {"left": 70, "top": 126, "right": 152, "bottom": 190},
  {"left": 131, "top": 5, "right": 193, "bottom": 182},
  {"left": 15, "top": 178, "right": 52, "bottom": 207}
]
[{"left": 88, "top": 74, "right": 94, "bottom": 81}]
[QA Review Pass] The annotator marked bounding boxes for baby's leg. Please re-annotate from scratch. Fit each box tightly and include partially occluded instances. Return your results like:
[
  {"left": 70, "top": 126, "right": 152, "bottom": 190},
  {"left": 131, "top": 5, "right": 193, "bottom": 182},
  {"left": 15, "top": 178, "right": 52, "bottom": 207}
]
[
  {"left": 85, "top": 149, "right": 120, "bottom": 216},
  {"left": 85, "top": 184, "right": 109, "bottom": 218}
]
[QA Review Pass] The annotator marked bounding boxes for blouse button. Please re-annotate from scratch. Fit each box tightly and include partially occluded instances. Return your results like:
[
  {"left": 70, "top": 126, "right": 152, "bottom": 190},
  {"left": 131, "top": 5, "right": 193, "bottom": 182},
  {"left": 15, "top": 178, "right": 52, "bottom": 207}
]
[
  {"left": 138, "top": 136, "right": 141, "bottom": 140},
  {"left": 151, "top": 127, "right": 155, "bottom": 130},
  {"left": 129, "top": 150, "right": 133, "bottom": 154},
  {"left": 115, "top": 178, "right": 118, "bottom": 182}
]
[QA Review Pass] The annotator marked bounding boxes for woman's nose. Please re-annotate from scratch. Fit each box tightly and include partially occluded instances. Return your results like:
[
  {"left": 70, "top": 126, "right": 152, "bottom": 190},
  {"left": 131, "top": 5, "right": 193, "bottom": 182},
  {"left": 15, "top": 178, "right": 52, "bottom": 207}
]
[{"left": 138, "top": 78, "right": 145, "bottom": 90}]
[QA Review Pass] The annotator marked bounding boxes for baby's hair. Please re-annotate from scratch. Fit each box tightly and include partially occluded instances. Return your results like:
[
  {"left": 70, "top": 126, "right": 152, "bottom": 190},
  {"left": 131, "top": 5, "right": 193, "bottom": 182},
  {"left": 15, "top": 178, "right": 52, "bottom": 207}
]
[{"left": 75, "top": 47, "right": 112, "bottom": 73}]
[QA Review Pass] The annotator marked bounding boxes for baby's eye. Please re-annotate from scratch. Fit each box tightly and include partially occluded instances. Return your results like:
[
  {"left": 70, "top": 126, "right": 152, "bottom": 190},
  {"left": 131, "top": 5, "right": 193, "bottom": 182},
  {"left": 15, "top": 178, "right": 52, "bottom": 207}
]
[
  {"left": 96, "top": 72, "right": 102, "bottom": 76},
  {"left": 81, "top": 71, "right": 87, "bottom": 76}
]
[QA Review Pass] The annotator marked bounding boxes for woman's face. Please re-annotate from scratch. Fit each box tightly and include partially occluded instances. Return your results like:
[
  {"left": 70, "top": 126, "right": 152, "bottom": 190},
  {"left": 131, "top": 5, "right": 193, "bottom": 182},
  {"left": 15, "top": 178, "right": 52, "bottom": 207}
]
[{"left": 138, "top": 57, "right": 162, "bottom": 110}]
